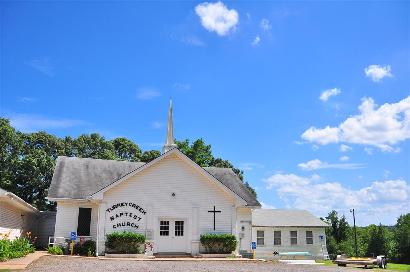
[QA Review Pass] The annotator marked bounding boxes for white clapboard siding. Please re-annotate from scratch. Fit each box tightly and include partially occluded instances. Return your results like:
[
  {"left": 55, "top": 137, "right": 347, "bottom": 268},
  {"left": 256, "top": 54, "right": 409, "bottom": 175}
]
[
  {"left": 101, "top": 154, "right": 237, "bottom": 252},
  {"left": 252, "top": 226, "right": 327, "bottom": 259},
  {"left": 53, "top": 202, "right": 98, "bottom": 240},
  {"left": 0, "top": 202, "right": 38, "bottom": 240}
]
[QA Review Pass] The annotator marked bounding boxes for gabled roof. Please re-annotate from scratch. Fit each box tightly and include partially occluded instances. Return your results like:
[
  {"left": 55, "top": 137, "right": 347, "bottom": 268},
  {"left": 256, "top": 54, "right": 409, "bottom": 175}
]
[
  {"left": 48, "top": 153, "right": 260, "bottom": 207},
  {"left": 0, "top": 188, "right": 39, "bottom": 213},
  {"left": 252, "top": 209, "right": 328, "bottom": 227}
]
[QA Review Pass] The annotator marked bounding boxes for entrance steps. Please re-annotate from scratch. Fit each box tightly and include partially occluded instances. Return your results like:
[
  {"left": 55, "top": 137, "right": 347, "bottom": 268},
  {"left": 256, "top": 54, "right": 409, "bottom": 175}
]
[{"left": 154, "top": 252, "right": 192, "bottom": 258}]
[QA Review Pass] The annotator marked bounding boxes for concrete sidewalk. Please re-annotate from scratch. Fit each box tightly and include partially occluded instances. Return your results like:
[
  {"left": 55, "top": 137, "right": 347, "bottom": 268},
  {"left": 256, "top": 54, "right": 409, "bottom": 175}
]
[{"left": 0, "top": 251, "right": 48, "bottom": 270}]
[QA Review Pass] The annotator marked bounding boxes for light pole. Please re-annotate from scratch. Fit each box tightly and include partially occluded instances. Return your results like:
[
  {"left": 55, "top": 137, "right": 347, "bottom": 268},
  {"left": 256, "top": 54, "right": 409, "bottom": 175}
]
[{"left": 350, "top": 208, "right": 358, "bottom": 257}]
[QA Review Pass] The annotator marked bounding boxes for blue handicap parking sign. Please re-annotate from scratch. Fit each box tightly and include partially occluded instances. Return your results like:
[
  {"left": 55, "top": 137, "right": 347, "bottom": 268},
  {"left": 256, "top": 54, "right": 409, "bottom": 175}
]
[
  {"left": 251, "top": 242, "right": 256, "bottom": 249},
  {"left": 70, "top": 231, "right": 77, "bottom": 240}
]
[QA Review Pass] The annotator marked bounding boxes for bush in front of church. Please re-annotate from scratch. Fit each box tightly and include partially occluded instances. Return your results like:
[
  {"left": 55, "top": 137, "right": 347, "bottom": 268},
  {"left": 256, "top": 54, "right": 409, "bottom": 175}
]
[
  {"left": 105, "top": 232, "right": 146, "bottom": 254},
  {"left": 74, "top": 240, "right": 96, "bottom": 256},
  {"left": 200, "top": 233, "right": 237, "bottom": 254}
]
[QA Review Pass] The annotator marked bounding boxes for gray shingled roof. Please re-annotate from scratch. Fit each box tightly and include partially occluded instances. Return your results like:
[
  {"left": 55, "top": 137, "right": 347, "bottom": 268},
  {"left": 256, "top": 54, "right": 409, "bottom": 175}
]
[
  {"left": 48, "top": 156, "right": 260, "bottom": 207},
  {"left": 252, "top": 209, "right": 328, "bottom": 227}
]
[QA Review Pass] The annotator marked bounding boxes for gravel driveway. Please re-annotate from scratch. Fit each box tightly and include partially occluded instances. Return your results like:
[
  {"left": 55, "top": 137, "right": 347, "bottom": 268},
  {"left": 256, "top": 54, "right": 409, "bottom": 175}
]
[{"left": 24, "top": 256, "right": 367, "bottom": 272}]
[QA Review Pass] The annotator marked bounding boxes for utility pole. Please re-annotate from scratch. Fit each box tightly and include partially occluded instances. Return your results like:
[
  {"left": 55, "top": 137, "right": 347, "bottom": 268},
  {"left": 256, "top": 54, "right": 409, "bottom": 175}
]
[{"left": 350, "top": 208, "right": 358, "bottom": 257}]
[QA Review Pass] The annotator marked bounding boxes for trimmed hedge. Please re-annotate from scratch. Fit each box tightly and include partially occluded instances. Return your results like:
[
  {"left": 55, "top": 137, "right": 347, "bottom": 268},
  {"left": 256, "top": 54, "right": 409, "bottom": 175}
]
[
  {"left": 105, "top": 232, "right": 145, "bottom": 254},
  {"left": 47, "top": 246, "right": 63, "bottom": 255},
  {"left": 74, "top": 240, "right": 96, "bottom": 256},
  {"left": 0, "top": 238, "right": 35, "bottom": 261},
  {"left": 200, "top": 233, "right": 237, "bottom": 254}
]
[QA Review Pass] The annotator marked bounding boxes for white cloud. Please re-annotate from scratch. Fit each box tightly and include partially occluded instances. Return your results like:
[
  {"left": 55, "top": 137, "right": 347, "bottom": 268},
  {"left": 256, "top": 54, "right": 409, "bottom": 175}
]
[
  {"left": 340, "top": 144, "right": 352, "bottom": 152},
  {"left": 339, "top": 156, "right": 350, "bottom": 162},
  {"left": 8, "top": 114, "right": 85, "bottom": 132},
  {"left": 251, "top": 36, "right": 261, "bottom": 46},
  {"left": 151, "top": 121, "right": 164, "bottom": 129},
  {"left": 195, "top": 1, "right": 239, "bottom": 36},
  {"left": 302, "top": 126, "right": 340, "bottom": 145},
  {"left": 260, "top": 18, "right": 271, "bottom": 31},
  {"left": 265, "top": 173, "right": 410, "bottom": 225},
  {"left": 364, "top": 64, "right": 393, "bottom": 82},
  {"left": 26, "top": 58, "right": 54, "bottom": 76},
  {"left": 298, "top": 159, "right": 363, "bottom": 171},
  {"left": 136, "top": 88, "right": 161, "bottom": 100},
  {"left": 319, "top": 88, "right": 341, "bottom": 102},
  {"left": 301, "top": 96, "right": 410, "bottom": 151},
  {"left": 260, "top": 201, "right": 275, "bottom": 209}
]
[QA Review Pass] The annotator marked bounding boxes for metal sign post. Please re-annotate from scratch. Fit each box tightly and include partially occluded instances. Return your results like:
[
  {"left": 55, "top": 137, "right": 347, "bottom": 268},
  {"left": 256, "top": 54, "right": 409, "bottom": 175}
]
[
  {"left": 70, "top": 232, "right": 77, "bottom": 255},
  {"left": 251, "top": 242, "right": 256, "bottom": 259}
]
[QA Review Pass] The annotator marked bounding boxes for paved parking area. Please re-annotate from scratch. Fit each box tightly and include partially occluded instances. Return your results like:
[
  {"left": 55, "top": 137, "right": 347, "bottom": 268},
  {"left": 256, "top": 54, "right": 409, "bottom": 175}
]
[{"left": 24, "top": 256, "right": 366, "bottom": 272}]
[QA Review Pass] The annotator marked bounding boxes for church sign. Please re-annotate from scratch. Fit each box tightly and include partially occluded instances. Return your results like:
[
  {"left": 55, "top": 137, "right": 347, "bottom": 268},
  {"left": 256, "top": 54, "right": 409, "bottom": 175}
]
[{"left": 106, "top": 202, "right": 147, "bottom": 230}]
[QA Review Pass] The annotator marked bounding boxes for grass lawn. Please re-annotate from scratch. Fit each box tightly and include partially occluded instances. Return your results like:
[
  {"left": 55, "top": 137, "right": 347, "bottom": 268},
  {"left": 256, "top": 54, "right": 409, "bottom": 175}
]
[
  {"left": 315, "top": 260, "right": 410, "bottom": 271},
  {"left": 383, "top": 263, "right": 410, "bottom": 272}
]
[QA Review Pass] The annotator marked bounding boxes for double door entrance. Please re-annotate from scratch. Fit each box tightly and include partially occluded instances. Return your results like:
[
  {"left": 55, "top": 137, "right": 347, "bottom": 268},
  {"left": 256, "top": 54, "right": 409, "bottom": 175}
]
[{"left": 157, "top": 219, "right": 187, "bottom": 252}]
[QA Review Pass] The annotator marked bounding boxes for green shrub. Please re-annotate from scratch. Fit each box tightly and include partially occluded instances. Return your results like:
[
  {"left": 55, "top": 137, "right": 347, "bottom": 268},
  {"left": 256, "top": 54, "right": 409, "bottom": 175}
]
[
  {"left": 105, "top": 232, "right": 145, "bottom": 254},
  {"left": 0, "top": 238, "right": 35, "bottom": 261},
  {"left": 74, "top": 240, "right": 96, "bottom": 256},
  {"left": 47, "top": 245, "right": 63, "bottom": 255},
  {"left": 200, "top": 233, "right": 237, "bottom": 254}
]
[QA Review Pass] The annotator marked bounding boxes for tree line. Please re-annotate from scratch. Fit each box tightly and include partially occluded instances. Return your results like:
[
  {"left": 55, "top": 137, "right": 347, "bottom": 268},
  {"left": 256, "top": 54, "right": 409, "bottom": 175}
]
[
  {"left": 323, "top": 210, "right": 410, "bottom": 264},
  {"left": 0, "top": 118, "right": 256, "bottom": 211}
]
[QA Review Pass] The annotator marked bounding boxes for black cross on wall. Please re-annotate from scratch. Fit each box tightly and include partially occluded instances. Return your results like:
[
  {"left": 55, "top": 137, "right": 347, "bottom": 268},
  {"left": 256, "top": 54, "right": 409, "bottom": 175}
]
[{"left": 208, "top": 206, "right": 221, "bottom": 231}]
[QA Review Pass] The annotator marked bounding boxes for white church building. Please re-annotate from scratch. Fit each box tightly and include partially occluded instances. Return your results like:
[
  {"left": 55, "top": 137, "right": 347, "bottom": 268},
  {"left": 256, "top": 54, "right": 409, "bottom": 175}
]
[{"left": 47, "top": 101, "right": 327, "bottom": 258}]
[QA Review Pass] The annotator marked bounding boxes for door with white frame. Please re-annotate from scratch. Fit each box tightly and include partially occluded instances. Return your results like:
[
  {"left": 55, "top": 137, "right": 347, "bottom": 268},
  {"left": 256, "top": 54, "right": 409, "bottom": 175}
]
[{"left": 157, "top": 219, "right": 187, "bottom": 252}]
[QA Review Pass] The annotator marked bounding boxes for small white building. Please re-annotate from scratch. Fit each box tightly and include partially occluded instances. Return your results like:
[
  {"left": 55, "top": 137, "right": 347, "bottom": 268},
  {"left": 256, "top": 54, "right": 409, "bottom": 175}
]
[
  {"left": 252, "top": 209, "right": 328, "bottom": 259},
  {"left": 47, "top": 101, "right": 261, "bottom": 255},
  {"left": 0, "top": 188, "right": 39, "bottom": 240}
]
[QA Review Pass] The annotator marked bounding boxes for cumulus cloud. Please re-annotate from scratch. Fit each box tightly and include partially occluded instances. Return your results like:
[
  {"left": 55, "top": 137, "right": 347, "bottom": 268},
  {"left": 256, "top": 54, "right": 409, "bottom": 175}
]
[
  {"left": 364, "top": 64, "right": 393, "bottom": 82},
  {"left": 298, "top": 159, "right": 363, "bottom": 170},
  {"left": 136, "top": 88, "right": 161, "bottom": 100},
  {"left": 340, "top": 144, "right": 352, "bottom": 152},
  {"left": 339, "top": 156, "right": 350, "bottom": 162},
  {"left": 251, "top": 36, "right": 261, "bottom": 46},
  {"left": 260, "top": 201, "right": 275, "bottom": 209},
  {"left": 195, "top": 1, "right": 239, "bottom": 36},
  {"left": 265, "top": 173, "right": 410, "bottom": 225},
  {"left": 319, "top": 88, "right": 341, "bottom": 102},
  {"left": 301, "top": 96, "right": 410, "bottom": 151},
  {"left": 260, "top": 18, "right": 271, "bottom": 31}
]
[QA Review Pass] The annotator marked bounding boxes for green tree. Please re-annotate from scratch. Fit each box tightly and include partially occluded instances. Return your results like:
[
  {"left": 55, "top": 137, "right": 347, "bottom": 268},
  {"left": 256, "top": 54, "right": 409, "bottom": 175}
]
[
  {"left": 141, "top": 150, "right": 161, "bottom": 162},
  {"left": 73, "top": 133, "right": 116, "bottom": 160},
  {"left": 324, "top": 210, "right": 351, "bottom": 257},
  {"left": 0, "top": 118, "right": 22, "bottom": 191},
  {"left": 366, "top": 224, "right": 387, "bottom": 257},
  {"left": 110, "top": 137, "right": 142, "bottom": 162},
  {"left": 394, "top": 213, "right": 410, "bottom": 264},
  {"left": 176, "top": 139, "right": 257, "bottom": 198}
]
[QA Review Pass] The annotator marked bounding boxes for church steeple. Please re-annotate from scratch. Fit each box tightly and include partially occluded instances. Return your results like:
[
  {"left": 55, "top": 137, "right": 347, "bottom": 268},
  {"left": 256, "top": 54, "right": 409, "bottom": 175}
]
[{"left": 163, "top": 99, "right": 177, "bottom": 153}]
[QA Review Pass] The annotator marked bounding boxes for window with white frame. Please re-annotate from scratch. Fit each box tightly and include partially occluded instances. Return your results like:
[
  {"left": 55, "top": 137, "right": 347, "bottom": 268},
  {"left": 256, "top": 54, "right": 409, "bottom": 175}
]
[
  {"left": 290, "top": 231, "right": 297, "bottom": 245},
  {"left": 274, "top": 231, "right": 281, "bottom": 245},
  {"left": 160, "top": 220, "right": 169, "bottom": 236},
  {"left": 257, "top": 230, "right": 264, "bottom": 246},
  {"left": 306, "top": 231, "right": 313, "bottom": 244}
]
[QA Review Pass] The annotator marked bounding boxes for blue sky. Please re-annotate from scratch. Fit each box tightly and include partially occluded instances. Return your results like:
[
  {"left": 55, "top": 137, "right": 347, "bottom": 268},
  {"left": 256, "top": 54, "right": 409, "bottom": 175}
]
[{"left": 1, "top": 1, "right": 409, "bottom": 225}]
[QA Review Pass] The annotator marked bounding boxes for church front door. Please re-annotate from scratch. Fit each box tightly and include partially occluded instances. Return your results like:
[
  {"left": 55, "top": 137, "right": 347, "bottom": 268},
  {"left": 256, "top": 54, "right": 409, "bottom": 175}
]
[{"left": 157, "top": 219, "right": 187, "bottom": 252}]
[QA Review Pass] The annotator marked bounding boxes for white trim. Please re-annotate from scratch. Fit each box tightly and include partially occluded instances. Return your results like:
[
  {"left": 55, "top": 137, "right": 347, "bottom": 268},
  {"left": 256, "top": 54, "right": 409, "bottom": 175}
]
[
  {"left": 89, "top": 148, "right": 247, "bottom": 205},
  {"left": 0, "top": 192, "right": 38, "bottom": 213}
]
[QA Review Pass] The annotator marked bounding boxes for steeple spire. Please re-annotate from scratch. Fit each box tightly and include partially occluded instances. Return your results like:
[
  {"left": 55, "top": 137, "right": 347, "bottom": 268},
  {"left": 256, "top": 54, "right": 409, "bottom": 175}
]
[{"left": 163, "top": 98, "right": 177, "bottom": 153}]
